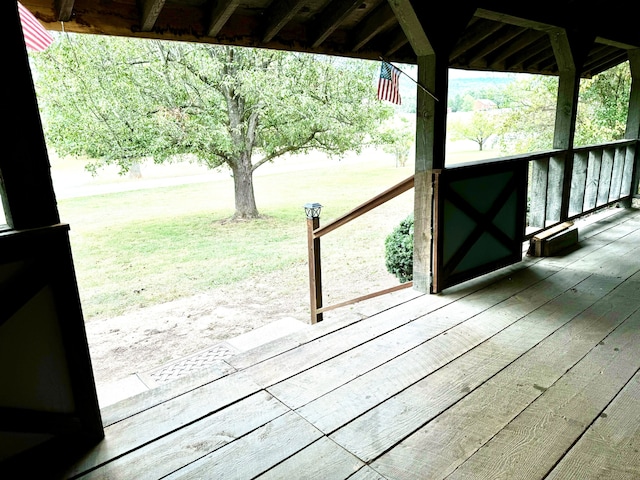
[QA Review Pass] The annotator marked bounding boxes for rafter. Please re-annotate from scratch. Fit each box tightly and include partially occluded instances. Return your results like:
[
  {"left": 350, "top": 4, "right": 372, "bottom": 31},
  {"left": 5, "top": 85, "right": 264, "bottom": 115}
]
[
  {"left": 139, "top": 0, "right": 166, "bottom": 32},
  {"left": 55, "top": 0, "right": 74, "bottom": 22},
  {"left": 465, "top": 25, "right": 525, "bottom": 67},
  {"left": 351, "top": 2, "right": 396, "bottom": 52},
  {"left": 450, "top": 19, "right": 504, "bottom": 60},
  {"left": 207, "top": 0, "right": 240, "bottom": 37},
  {"left": 311, "top": 0, "right": 362, "bottom": 48},
  {"left": 262, "top": 0, "right": 308, "bottom": 43},
  {"left": 384, "top": 27, "right": 409, "bottom": 57}
]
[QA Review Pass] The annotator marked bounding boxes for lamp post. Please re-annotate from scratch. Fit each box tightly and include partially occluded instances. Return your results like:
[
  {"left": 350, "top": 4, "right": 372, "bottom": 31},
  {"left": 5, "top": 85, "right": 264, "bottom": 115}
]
[{"left": 304, "top": 203, "right": 323, "bottom": 324}]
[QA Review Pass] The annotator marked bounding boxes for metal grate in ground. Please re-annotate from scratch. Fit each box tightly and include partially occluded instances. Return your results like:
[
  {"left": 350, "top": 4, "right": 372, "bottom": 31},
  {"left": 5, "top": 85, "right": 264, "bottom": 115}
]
[{"left": 143, "top": 342, "right": 239, "bottom": 386}]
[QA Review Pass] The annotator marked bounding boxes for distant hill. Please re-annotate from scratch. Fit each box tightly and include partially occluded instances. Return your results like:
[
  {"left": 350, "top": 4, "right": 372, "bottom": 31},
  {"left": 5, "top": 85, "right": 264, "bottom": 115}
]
[
  {"left": 448, "top": 76, "right": 515, "bottom": 100},
  {"left": 396, "top": 71, "right": 516, "bottom": 113}
]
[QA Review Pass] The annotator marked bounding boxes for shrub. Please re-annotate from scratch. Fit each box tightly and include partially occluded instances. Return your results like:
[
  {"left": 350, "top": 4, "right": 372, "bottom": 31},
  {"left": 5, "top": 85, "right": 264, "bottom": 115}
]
[{"left": 384, "top": 214, "right": 414, "bottom": 283}]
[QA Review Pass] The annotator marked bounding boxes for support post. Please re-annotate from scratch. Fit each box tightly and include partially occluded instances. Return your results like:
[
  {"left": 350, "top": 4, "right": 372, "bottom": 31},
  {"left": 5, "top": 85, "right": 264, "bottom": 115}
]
[
  {"left": 304, "top": 203, "right": 323, "bottom": 324},
  {"left": 624, "top": 49, "right": 640, "bottom": 205},
  {"left": 2, "top": 2, "right": 60, "bottom": 230},
  {"left": 413, "top": 54, "right": 448, "bottom": 293},
  {"left": 549, "top": 29, "right": 588, "bottom": 222},
  {"left": 390, "top": 1, "right": 473, "bottom": 294}
]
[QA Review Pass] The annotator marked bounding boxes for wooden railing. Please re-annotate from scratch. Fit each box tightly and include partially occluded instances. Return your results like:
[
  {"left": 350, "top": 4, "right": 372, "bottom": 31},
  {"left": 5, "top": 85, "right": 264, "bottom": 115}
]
[
  {"left": 525, "top": 139, "right": 638, "bottom": 239},
  {"left": 305, "top": 175, "right": 415, "bottom": 324},
  {"left": 305, "top": 139, "right": 638, "bottom": 323}
]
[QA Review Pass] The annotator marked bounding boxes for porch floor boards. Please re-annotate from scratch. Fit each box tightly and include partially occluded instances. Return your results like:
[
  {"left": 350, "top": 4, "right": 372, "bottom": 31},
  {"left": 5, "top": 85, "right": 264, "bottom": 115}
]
[{"left": 69, "top": 208, "right": 640, "bottom": 479}]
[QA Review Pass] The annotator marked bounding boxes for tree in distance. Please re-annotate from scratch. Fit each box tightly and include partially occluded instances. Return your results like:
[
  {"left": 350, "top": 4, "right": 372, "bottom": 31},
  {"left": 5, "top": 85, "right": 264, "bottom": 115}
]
[
  {"left": 449, "top": 109, "right": 501, "bottom": 151},
  {"left": 33, "top": 34, "right": 395, "bottom": 219}
]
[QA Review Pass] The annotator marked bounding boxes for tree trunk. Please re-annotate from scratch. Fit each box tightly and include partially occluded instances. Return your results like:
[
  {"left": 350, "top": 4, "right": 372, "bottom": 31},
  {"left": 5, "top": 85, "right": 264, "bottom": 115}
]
[{"left": 230, "top": 154, "right": 259, "bottom": 219}]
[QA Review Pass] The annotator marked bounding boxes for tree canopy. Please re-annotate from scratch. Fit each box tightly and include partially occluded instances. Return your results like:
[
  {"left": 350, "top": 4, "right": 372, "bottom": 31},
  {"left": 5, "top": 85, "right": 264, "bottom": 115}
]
[
  {"left": 33, "top": 34, "right": 394, "bottom": 219},
  {"left": 496, "top": 63, "right": 632, "bottom": 154}
]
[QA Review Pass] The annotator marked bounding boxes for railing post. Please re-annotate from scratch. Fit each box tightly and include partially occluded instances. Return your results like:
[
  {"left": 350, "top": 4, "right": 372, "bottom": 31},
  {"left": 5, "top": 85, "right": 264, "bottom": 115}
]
[{"left": 304, "top": 203, "right": 323, "bottom": 324}]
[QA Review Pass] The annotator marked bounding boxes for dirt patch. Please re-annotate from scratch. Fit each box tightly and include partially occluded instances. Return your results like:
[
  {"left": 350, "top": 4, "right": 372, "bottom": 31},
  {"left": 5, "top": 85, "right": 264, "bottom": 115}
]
[{"left": 85, "top": 259, "right": 413, "bottom": 387}]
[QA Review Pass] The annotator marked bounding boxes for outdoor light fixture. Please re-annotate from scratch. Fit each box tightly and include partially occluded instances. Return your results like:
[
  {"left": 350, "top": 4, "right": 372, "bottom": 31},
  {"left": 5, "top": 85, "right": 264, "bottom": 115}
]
[{"left": 304, "top": 202, "right": 322, "bottom": 219}]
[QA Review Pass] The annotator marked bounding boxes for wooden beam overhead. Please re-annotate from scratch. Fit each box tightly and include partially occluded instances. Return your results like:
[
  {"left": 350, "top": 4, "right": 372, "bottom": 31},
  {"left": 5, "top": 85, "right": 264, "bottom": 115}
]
[
  {"left": 459, "top": 24, "right": 523, "bottom": 65},
  {"left": 351, "top": 2, "right": 396, "bottom": 52},
  {"left": 310, "top": 0, "right": 362, "bottom": 49},
  {"left": 207, "top": 0, "right": 240, "bottom": 37},
  {"left": 262, "top": 0, "right": 308, "bottom": 43},
  {"left": 19, "top": 1, "right": 639, "bottom": 79},
  {"left": 384, "top": 27, "right": 409, "bottom": 57},
  {"left": 510, "top": 38, "right": 551, "bottom": 71},
  {"left": 387, "top": 0, "right": 432, "bottom": 56},
  {"left": 449, "top": 19, "right": 504, "bottom": 60},
  {"left": 139, "top": 0, "right": 166, "bottom": 32},
  {"left": 487, "top": 29, "right": 547, "bottom": 68},
  {"left": 55, "top": 0, "right": 75, "bottom": 22}
]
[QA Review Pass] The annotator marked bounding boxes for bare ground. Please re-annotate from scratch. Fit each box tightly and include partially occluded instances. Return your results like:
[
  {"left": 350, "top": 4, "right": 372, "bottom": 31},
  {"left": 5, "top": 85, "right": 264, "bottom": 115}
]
[{"left": 84, "top": 254, "right": 415, "bottom": 388}]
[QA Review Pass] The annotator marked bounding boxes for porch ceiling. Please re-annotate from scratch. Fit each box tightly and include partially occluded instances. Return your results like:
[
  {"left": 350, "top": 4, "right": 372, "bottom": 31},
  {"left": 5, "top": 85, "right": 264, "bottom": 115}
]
[{"left": 22, "top": 0, "right": 640, "bottom": 78}]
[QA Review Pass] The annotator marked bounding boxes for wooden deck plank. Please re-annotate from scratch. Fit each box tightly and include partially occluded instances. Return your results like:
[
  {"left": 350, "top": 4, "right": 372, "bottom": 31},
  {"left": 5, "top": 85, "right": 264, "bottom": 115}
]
[
  {"left": 445, "top": 306, "right": 640, "bottom": 479},
  {"left": 254, "top": 437, "right": 366, "bottom": 479},
  {"left": 347, "top": 466, "right": 388, "bottom": 479},
  {"left": 546, "top": 371, "right": 640, "bottom": 480},
  {"left": 269, "top": 266, "right": 568, "bottom": 410},
  {"left": 327, "top": 272, "right": 623, "bottom": 463},
  {"left": 543, "top": 217, "right": 640, "bottom": 272},
  {"left": 61, "top": 208, "right": 640, "bottom": 480},
  {"left": 227, "top": 271, "right": 505, "bottom": 372},
  {"left": 80, "top": 391, "right": 289, "bottom": 479},
  {"left": 64, "top": 370, "right": 262, "bottom": 477},
  {"left": 370, "top": 274, "right": 640, "bottom": 479},
  {"left": 163, "top": 411, "right": 323, "bottom": 479},
  {"left": 244, "top": 263, "right": 559, "bottom": 390},
  {"left": 99, "top": 360, "right": 235, "bottom": 427},
  {"left": 294, "top": 267, "right": 589, "bottom": 433}
]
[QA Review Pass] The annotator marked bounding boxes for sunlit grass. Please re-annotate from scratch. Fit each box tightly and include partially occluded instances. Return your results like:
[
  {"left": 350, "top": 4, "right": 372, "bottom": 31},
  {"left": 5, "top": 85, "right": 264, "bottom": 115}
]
[{"left": 57, "top": 147, "right": 494, "bottom": 320}]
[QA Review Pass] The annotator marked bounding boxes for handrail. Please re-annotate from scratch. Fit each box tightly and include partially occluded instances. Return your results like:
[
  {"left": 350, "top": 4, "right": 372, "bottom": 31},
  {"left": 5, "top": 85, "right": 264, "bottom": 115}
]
[
  {"left": 306, "top": 174, "right": 415, "bottom": 324},
  {"left": 313, "top": 175, "right": 414, "bottom": 238},
  {"left": 305, "top": 139, "right": 639, "bottom": 324}
]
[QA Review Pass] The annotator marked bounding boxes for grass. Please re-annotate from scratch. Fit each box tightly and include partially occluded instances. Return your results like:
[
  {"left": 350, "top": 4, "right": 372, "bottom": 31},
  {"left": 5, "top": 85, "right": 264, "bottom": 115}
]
[{"left": 56, "top": 147, "right": 496, "bottom": 320}]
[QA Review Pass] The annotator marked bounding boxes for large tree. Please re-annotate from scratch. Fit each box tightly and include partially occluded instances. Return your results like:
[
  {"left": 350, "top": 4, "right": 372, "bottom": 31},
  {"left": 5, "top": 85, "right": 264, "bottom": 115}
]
[{"left": 33, "top": 34, "right": 393, "bottom": 219}]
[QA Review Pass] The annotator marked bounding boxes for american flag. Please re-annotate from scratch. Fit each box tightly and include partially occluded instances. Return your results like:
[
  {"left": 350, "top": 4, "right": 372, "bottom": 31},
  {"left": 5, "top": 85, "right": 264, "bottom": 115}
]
[
  {"left": 18, "top": 2, "right": 53, "bottom": 52},
  {"left": 377, "top": 62, "right": 401, "bottom": 105}
]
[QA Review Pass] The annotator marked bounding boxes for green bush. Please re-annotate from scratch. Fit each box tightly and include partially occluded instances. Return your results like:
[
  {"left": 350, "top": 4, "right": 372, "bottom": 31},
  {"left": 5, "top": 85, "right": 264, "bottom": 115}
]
[{"left": 384, "top": 214, "right": 414, "bottom": 283}]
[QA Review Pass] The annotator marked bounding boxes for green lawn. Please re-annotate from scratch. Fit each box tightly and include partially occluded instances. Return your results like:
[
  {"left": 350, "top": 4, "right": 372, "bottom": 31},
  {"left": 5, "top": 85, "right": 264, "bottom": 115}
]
[{"left": 57, "top": 148, "right": 496, "bottom": 320}]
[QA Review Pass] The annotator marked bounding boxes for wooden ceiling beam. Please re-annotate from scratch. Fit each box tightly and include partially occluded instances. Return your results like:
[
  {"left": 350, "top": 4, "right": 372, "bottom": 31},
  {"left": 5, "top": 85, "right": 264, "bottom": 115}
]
[
  {"left": 139, "top": 0, "right": 166, "bottom": 32},
  {"left": 262, "top": 0, "right": 308, "bottom": 43},
  {"left": 55, "top": 0, "right": 75, "bottom": 22},
  {"left": 584, "top": 49, "right": 629, "bottom": 77},
  {"left": 465, "top": 25, "right": 525, "bottom": 66},
  {"left": 509, "top": 38, "right": 551, "bottom": 71},
  {"left": 207, "top": 0, "right": 240, "bottom": 37},
  {"left": 310, "top": 0, "right": 362, "bottom": 48},
  {"left": 351, "top": 2, "right": 396, "bottom": 52},
  {"left": 387, "top": 0, "right": 432, "bottom": 56},
  {"left": 449, "top": 19, "right": 504, "bottom": 60},
  {"left": 488, "top": 29, "right": 547, "bottom": 67},
  {"left": 384, "top": 27, "right": 409, "bottom": 57}
]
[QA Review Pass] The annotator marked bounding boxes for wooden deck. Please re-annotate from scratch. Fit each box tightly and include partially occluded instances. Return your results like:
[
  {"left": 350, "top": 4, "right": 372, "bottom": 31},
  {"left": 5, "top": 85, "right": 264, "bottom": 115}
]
[{"left": 65, "top": 207, "right": 640, "bottom": 479}]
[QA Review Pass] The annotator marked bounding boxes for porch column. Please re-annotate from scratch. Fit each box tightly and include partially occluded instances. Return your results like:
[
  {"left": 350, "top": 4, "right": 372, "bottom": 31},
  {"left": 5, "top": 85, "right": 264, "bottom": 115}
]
[
  {"left": 529, "top": 29, "right": 591, "bottom": 227},
  {"left": 2, "top": 2, "right": 59, "bottom": 230},
  {"left": 413, "top": 55, "right": 447, "bottom": 292},
  {"left": 548, "top": 30, "right": 591, "bottom": 222},
  {"left": 388, "top": 0, "right": 473, "bottom": 293},
  {"left": 626, "top": 49, "right": 640, "bottom": 203}
]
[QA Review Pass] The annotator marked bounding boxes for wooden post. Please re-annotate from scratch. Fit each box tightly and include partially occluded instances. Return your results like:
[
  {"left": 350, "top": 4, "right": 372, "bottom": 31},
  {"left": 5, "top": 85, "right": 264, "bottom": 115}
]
[
  {"left": 2, "top": 2, "right": 60, "bottom": 230},
  {"left": 624, "top": 49, "right": 640, "bottom": 205},
  {"left": 549, "top": 30, "right": 590, "bottom": 221},
  {"left": 390, "top": 1, "right": 473, "bottom": 294},
  {"left": 306, "top": 216, "right": 323, "bottom": 324}
]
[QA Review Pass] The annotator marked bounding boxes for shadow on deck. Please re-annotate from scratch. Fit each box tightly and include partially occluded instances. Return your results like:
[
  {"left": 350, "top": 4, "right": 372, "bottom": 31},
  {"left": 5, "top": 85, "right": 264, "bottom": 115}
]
[{"left": 62, "top": 207, "right": 640, "bottom": 479}]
